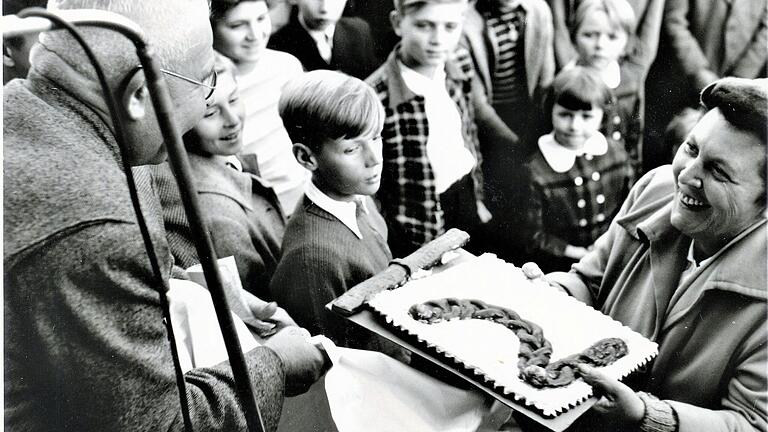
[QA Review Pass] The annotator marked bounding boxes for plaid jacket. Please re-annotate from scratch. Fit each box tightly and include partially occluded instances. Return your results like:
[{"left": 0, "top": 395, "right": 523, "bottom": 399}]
[{"left": 366, "top": 48, "right": 485, "bottom": 253}]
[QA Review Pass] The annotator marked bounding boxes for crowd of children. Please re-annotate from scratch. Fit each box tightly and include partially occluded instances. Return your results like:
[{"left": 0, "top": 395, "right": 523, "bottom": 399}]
[{"left": 6, "top": 0, "right": 758, "bottom": 352}]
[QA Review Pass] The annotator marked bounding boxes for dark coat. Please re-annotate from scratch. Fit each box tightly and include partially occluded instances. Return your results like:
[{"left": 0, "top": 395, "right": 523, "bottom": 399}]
[{"left": 268, "top": 14, "right": 379, "bottom": 79}]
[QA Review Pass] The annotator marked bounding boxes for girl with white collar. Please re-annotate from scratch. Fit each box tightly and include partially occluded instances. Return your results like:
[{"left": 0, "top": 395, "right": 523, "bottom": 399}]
[{"left": 525, "top": 66, "right": 632, "bottom": 272}]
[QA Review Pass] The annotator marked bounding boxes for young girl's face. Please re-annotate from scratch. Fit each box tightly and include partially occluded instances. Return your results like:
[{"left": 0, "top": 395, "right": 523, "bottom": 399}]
[
  {"left": 213, "top": 1, "right": 272, "bottom": 65},
  {"left": 551, "top": 103, "right": 604, "bottom": 150},
  {"left": 194, "top": 71, "right": 246, "bottom": 156},
  {"left": 574, "top": 9, "right": 628, "bottom": 70}
]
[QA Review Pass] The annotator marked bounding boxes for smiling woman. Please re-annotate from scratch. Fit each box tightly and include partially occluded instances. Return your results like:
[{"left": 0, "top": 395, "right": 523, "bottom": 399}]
[{"left": 543, "top": 77, "right": 768, "bottom": 432}]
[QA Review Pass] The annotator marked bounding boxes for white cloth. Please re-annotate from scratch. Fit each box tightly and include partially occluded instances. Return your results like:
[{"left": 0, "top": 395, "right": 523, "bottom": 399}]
[
  {"left": 304, "top": 180, "right": 367, "bottom": 239},
  {"left": 167, "top": 278, "right": 260, "bottom": 373},
  {"left": 537, "top": 131, "right": 608, "bottom": 173},
  {"left": 399, "top": 61, "right": 476, "bottom": 194}
]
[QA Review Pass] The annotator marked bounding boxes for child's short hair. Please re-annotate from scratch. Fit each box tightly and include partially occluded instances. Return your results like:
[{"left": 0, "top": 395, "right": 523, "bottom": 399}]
[
  {"left": 544, "top": 66, "right": 613, "bottom": 116},
  {"left": 210, "top": 0, "right": 266, "bottom": 23},
  {"left": 278, "top": 70, "right": 384, "bottom": 152},
  {"left": 665, "top": 107, "right": 704, "bottom": 159},
  {"left": 570, "top": 0, "right": 636, "bottom": 42},
  {"left": 393, "top": 0, "right": 468, "bottom": 15}
]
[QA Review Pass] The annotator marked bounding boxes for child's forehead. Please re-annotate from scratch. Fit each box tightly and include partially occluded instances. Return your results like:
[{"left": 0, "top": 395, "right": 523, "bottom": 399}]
[{"left": 397, "top": 0, "right": 468, "bottom": 15}]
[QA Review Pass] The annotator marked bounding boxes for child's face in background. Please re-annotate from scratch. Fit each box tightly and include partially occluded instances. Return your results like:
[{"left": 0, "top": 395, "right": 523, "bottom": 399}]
[
  {"left": 312, "top": 129, "right": 384, "bottom": 201},
  {"left": 574, "top": 10, "right": 627, "bottom": 70},
  {"left": 551, "top": 103, "right": 604, "bottom": 150},
  {"left": 213, "top": 1, "right": 272, "bottom": 65},
  {"left": 294, "top": 0, "right": 347, "bottom": 31},
  {"left": 393, "top": 2, "right": 466, "bottom": 76},
  {"left": 194, "top": 71, "right": 246, "bottom": 156}
]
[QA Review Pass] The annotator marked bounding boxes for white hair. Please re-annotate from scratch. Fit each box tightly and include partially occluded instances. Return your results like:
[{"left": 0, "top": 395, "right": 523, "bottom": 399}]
[{"left": 38, "top": 0, "right": 210, "bottom": 82}]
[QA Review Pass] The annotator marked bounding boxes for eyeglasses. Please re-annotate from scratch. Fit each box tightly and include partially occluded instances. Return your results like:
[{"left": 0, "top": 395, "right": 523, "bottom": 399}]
[{"left": 136, "top": 65, "right": 218, "bottom": 100}]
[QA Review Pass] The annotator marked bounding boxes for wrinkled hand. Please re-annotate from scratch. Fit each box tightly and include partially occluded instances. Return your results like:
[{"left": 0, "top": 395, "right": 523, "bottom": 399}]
[
  {"left": 578, "top": 364, "right": 645, "bottom": 427},
  {"left": 265, "top": 326, "right": 330, "bottom": 396}
]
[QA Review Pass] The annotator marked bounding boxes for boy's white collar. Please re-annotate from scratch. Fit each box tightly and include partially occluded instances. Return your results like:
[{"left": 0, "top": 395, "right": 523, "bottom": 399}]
[
  {"left": 538, "top": 132, "right": 608, "bottom": 173},
  {"left": 304, "top": 180, "right": 367, "bottom": 239}
]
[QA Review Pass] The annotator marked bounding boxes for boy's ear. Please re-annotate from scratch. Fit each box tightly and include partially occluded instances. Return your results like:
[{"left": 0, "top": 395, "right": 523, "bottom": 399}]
[
  {"left": 390, "top": 10, "right": 403, "bottom": 37},
  {"left": 120, "top": 71, "right": 150, "bottom": 121},
  {"left": 293, "top": 143, "right": 319, "bottom": 171}
]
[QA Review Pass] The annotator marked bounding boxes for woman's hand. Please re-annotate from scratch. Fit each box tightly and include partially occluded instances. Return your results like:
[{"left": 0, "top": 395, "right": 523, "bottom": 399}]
[
  {"left": 521, "top": 262, "right": 567, "bottom": 294},
  {"left": 578, "top": 364, "right": 645, "bottom": 426},
  {"left": 564, "top": 244, "right": 589, "bottom": 259}
]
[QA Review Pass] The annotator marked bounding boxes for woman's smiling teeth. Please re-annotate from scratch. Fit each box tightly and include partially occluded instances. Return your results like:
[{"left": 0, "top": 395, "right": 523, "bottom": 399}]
[{"left": 680, "top": 191, "right": 707, "bottom": 208}]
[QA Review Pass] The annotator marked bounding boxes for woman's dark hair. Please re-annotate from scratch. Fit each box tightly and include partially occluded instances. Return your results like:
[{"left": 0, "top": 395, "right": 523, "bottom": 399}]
[
  {"left": 210, "top": 0, "right": 265, "bottom": 23},
  {"left": 700, "top": 77, "right": 768, "bottom": 145},
  {"left": 701, "top": 77, "right": 768, "bottom": 205}
]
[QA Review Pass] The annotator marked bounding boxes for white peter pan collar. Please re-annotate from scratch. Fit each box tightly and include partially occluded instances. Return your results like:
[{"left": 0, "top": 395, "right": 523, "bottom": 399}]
[{"left": 538, "top": 132, "right": 608, "bottom": 173}]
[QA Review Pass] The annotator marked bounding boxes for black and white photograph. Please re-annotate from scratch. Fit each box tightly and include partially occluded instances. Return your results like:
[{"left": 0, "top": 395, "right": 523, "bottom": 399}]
[{"left": 3, "top": 0, "right": 766, "bottom": 430}]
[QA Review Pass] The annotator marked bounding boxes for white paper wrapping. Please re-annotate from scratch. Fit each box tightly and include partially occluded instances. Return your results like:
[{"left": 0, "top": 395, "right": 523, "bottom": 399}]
[{"left": 367, "top": 254, "right": 659, "bottom": 418}]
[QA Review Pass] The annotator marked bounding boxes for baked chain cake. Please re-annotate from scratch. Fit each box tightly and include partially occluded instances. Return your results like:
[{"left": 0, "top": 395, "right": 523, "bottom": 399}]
[
  {"left": 408, "top": 298, "right": 628, "bottom": 388},
  {"left": 367, "top": 254, "right": 658, "bottom": 417}
]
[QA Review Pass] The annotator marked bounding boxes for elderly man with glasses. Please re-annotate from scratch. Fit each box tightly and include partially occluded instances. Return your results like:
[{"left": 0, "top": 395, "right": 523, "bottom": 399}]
[{"left": 3, "top": 1, "right": 328, "bottom": 431}]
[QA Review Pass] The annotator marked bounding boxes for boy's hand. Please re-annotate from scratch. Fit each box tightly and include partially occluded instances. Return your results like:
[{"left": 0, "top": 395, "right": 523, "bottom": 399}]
[
  {"left": 476, "top": 200, "right": 493, "bottom": 224},
  {"left": 244, "top": 295, "right": 298, "bottom": 336}
]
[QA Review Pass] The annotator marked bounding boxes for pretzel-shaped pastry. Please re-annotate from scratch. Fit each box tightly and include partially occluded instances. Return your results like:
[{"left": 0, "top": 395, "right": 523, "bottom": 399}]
[{"left": 408, "top": 298, "right": 628, "bottom": 388}]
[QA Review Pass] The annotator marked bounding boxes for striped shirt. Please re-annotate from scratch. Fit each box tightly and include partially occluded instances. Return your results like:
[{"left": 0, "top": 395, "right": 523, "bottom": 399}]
[{"left": 485, "top": 5, "right": 529, "bottom": 106}]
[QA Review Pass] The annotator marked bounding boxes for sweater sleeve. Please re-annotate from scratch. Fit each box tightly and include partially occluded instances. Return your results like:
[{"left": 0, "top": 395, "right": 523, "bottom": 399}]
[{"left": 4, "top": 222, "right": 286, "bottom": 432}]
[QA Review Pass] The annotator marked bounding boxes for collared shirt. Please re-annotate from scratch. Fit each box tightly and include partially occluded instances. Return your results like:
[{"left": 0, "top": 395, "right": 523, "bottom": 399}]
[
  {"left": 299, "top": 14, "right": 335, "bottom": 63},
  {"left": 304, "top": 180, "right": 367, "bottom": 239},
  {"left": 537, "top": 131, "right": 608, "bottom": 173},
  {"left": 398, "top": 61, "right": 476, "bottom": 194}
]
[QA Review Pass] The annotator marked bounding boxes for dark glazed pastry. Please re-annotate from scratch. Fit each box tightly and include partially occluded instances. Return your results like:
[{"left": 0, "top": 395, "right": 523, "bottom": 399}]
[{"left": 408, "top": 298, "right": 628, "bottom": 388}]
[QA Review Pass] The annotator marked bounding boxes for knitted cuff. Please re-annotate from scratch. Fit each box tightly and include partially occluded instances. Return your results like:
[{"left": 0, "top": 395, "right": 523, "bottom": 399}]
[{"left": 637, "top": 391, "right": 678, "bottom": 432}]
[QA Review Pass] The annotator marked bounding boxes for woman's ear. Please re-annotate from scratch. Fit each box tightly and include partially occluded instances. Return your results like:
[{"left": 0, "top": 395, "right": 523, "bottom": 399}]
[
  {"left": 293, "top": 143, "right": 318, "bottom": 171},
  {"left": 119, "top": 70, "right": 149, "bottom": 121},
  {"left": 390, "top": 10, "right": 403, "bottom": 37}
]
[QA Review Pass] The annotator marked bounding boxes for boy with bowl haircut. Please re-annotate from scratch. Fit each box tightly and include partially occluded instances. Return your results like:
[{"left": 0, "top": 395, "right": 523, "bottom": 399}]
[
  {"left": 366, "top": 0, "right": 517, "bottom": 257},
  {"left": 267, "top": 0, "right": 379, "bottom": 79},
  {"left": 270, "top": 70, "right": 399, "bottom": 354}
]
